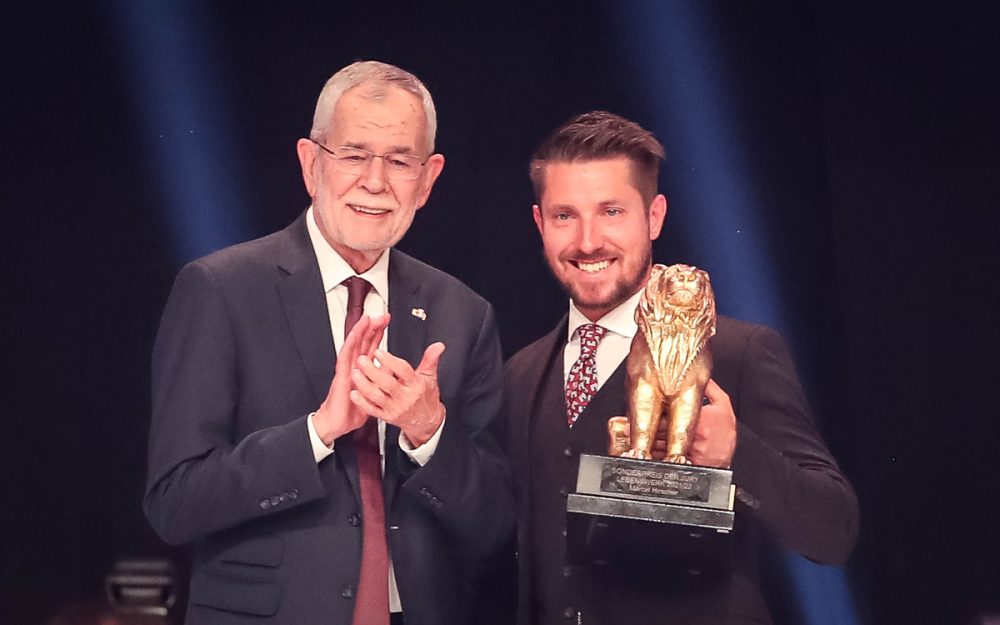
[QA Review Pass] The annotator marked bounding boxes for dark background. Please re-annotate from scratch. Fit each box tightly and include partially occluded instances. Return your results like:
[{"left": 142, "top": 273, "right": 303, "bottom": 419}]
[{"left": 3, "top": 1, "right": 998, "bottom": 624}]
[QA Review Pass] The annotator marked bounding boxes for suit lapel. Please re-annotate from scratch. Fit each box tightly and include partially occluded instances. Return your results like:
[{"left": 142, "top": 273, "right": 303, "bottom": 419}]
[
  {"left": 275, "top": 214, "right": 361, "bottom": 499},
  {"left": 275, "top": 215, "right": 335, "bottom": 406},
  {"left": 510, "top": 317, "right": 568, "bottom": 623},
  {"left": 516, "top": 317, "right": 569, "bottom": 457},
  {"left": 383, "top": 249, "right": 429, "bottom": 511},
  {"left": 509, "top": 318, "right": 568, "bottom": 512},
  {"left": 386, "top": 249, "right": 429, "bottom": 369}
]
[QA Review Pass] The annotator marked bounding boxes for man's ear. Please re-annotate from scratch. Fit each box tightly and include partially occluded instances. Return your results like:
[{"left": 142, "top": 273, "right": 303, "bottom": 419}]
[
  {"left": 296, "top": 138, "right": 318, "bottom": 198},
  {"left": 648, "top": 194, "right": 667, "bottom": 241},
  {"left": 414, "top": 153, "right": 445, "bottom": 209},
  {"left": 532, "top": 204, "right": 544, "bottom": 236}
]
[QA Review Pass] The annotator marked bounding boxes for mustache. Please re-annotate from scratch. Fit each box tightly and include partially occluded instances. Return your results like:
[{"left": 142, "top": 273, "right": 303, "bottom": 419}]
[{"left": 559, "top": 250, "right": 615, "bottom": 262}]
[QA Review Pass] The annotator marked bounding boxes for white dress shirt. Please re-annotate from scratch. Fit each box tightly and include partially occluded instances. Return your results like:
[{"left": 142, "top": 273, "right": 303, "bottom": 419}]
[
  {"left": 303, "top": 206, "right": 443, "bottom": 613},
  {"left": 563, "top": 289, "right": 644, "bottom": 390}
]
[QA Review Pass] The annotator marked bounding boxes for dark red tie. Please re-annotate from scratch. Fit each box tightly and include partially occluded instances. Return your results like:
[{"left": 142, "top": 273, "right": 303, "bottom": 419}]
[
  {"left": 565, "top": 323, "right": 608, "bottom": 427},
  {"left": 343, "top": 277, "right": 389, "bottom": 625}
]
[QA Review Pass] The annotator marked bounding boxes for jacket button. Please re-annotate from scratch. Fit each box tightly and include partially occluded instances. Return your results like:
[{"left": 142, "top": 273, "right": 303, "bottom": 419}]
[
  {"left": 563, "top": 447, "right": 573, "bottom": 457},
  {"left": 259, "top": 499, "right": 271, "bottom": 510},
  {"left": 564, "top": 606, "right": 576, "bottom": 619},
  {"left": 559, "top": 486, "right": 569, "bottom": 497},
  {"left": 349, "top": 514, "right": 361, "bottom": 527},
  {"left": 289, "top": 489, "right": 299, "bottom": 500},
  {"left": 341, "top": 586, "right": 354, "bottom": 599},
  {"left": 269, "top": 496, "right": 281, "bottom": 507}
]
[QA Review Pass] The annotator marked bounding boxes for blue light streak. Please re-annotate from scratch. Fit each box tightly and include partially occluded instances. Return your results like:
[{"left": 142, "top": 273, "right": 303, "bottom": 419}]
[
  {"left": 610, "top": 3, "right": 858, "bottom": 624},
  {"left": 106, "top": 1, "right": 252, "bottom": 264}
]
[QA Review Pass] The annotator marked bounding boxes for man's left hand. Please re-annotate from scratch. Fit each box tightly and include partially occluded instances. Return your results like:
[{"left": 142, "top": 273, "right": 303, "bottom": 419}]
[
  {"left": 689, "top": 379, "right": 737, "bottom": 468},
  {"left": 350, "top": 343, "right": 447, "bottom": 447}
]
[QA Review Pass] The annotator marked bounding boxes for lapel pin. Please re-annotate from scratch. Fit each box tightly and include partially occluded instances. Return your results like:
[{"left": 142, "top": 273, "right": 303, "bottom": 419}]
[{"left": 411, "top": 308, "right": 427, "bottom": 321}]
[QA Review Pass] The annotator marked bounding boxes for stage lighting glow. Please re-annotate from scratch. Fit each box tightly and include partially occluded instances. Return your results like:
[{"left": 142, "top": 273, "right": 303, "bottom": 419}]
[
  {"left": 106, "top": 1, "right": 252, "bottom": 264},
  {"left": 610, "top": 3, "right": 858, "bottom": 625}
]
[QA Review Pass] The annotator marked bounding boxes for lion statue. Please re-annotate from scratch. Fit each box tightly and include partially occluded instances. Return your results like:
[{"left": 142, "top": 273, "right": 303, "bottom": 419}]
[{"left": 614, "top": 264, "right": 717, "bottom": 463}]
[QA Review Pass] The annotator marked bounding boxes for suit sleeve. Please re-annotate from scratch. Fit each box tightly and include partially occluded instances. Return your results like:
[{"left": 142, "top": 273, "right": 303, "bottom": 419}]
[
  {"left": 397, "top": 302, "right": 514, "bottom": 560},
  {"left": 144, "top": 260, "right": 327, "bottom": 545},
  {"left": 729, "top": 325, "right": 859, "bottom": 564}
]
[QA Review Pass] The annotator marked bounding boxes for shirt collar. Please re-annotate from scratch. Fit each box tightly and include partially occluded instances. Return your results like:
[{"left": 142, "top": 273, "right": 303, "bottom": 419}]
[
  {"left": 567, "top": 288, "right": 644, "bottom": 342},
  {"left": 305, "top": 206, "right": 389, "bottom": 300}
]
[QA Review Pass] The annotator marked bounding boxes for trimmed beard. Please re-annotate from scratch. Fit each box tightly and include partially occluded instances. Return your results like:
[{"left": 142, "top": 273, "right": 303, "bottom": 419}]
[{"left": 548, "top": 245, "right": 652, "bottom": 316}]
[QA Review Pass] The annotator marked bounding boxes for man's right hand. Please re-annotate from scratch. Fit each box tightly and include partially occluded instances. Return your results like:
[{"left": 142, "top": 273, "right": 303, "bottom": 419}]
[{"left": 313, "top": 313, "right": 391, "bottom": 446}]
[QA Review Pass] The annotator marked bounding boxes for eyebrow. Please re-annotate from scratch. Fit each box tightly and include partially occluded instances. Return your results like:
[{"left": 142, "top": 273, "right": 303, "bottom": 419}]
[
  {"left": 545, "top": 200, "right": 625, "bottom": 211},
  {"left": 342, "top": 141, "right": 416, "bottom": 154}
]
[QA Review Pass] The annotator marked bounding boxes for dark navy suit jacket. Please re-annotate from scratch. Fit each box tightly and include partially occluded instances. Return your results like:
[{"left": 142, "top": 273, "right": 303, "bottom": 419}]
[{"left": 145, "top": 213, "right": 513, "bottom": 625}]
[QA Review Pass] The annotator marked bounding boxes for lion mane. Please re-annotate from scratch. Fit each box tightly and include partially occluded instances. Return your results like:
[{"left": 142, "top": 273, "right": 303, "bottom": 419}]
[{"left": 635, "top": 264, "right": 717, "bottom": 395}]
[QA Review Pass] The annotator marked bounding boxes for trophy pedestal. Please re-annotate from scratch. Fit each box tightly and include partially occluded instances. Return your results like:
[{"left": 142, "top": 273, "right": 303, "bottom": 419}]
[{"left": 566, "top": 454, "right": 735, "bottom": 574}]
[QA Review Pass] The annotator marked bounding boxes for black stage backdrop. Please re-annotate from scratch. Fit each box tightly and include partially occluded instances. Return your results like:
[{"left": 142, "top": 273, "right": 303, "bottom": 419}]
[{"left": 3, "top": 2, "right": 998, "bottom": 624}]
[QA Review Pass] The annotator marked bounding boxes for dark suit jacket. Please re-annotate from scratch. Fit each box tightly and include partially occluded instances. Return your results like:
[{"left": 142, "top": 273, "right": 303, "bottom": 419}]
[
  {"left": 504, "top": 315, "right": 859, "bottom": 624},
  {"left": 145, "top": 213, "right": 513, "bottom": 625}
]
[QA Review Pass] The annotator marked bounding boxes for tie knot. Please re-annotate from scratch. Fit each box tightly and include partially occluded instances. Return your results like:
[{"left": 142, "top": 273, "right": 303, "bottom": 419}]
[
  {"left": 343, "top": 276, "right": 372, "bottom": 308},
  {"left": 576, "top": 323, "right": 607, "bottom": 357}
]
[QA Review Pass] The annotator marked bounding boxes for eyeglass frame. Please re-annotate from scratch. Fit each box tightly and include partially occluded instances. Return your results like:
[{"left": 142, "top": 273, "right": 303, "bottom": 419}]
[{"left": 309, "top": 138, "right": 431, "bottom": 181}]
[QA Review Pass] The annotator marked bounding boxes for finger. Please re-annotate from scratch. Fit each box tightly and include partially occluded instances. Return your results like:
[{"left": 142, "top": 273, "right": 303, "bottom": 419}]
[
  {"left": 371, "top": 348, "right": 418, "bottom": 384},
  {"left": 346, "top": 315, "right": 371, "bottom": 345},
  {"left": 704, "top": 379, "right": 729, "bottom": 405},
  {"left": 416, "top": 342, "right": 446, "bottom": 377},
  {"left": 362, "top": 314, "right": 390, "bottom": 356},
  {"left": 338, "top": 316, "right": 372, "bottom": 369},
  {"left": 607, "top": 415, "right": 628, "bottom": 429},
  {"left": 349, "top": 389, "right": 386, "bottom": 420},
  {"left": 356, "top": 354, "right": 399, "bottom": 392},
  {"left": 351, "top": 366, "right": 392, "bottom": 407}
]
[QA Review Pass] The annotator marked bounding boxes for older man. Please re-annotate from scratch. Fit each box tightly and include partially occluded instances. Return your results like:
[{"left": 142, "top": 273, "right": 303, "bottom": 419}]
[
  {"left": 505, "top": 111, "right": 858, "bottom": 624},
  {"left": 145, "top": 61, "right": 512, "bottom": 625}
]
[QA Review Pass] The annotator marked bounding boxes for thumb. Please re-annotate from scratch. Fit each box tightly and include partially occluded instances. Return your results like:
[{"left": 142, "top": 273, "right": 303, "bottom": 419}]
[
  {"left": 703, "top": 378, "right": 723, "bottom": 404},
  {"left": 416, "top": 342, "right": 446, "bottom": 377}
]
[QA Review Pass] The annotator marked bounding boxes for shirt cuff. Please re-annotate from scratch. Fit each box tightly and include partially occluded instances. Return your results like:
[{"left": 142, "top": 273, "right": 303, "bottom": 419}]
[
  {"left": 398, "top": 409, "right": 446, "bottom": 467},
  {"left": 307, "top": 412, "right": 336, "bottom": 463}
]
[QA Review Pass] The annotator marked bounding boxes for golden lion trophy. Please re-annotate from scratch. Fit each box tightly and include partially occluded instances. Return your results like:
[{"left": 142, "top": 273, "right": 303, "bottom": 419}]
[
  {"left": 567, "top": 265, "right": 735, "bottom": 570},
  {"left": 619, "top": 263, "right": 716, "bottom": 462}
]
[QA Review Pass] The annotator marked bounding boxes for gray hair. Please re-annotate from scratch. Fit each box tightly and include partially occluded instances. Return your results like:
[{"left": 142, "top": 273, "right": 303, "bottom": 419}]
[{"left": 310, "top": 60, "right": 438, "bottom": 153}]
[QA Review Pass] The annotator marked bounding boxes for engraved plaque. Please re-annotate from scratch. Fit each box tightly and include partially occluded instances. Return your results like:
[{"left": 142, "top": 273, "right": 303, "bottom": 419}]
[{"left": 599, "top": 458, "right": 712, "bottom": 503}]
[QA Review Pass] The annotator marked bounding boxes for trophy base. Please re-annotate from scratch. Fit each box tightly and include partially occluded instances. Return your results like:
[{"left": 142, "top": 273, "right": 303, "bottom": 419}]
[
  {"left": 567, "top": 492, "right": 734, "bottom": 531},
  {"left": 565, "top": 454, "right": 735, "bottom": 573}
]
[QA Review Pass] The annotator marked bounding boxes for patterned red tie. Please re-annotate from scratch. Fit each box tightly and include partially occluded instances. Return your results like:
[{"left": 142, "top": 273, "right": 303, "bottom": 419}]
[
  {"left": 565, "top": 323, "right": 608, "bottom": 427},
  {"left": 343, "top": 277, "right": 389, "bottom": 625}
]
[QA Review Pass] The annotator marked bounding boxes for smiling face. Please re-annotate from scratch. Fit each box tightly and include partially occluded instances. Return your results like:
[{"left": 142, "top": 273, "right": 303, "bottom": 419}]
[
  {"left": 533, "top": 158, "right": 666, "bottom": 321},
  {"left": 296, "top": 83, "right": 444, "bottom": 272}
]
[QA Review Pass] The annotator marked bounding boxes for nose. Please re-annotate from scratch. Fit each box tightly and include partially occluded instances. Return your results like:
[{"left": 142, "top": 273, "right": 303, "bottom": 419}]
[
  {"left": 577, "top": 217, "right": 603, "bottom": 254},
  {"left": 358, "top": 156, "right": 388, "bottom": 194}
]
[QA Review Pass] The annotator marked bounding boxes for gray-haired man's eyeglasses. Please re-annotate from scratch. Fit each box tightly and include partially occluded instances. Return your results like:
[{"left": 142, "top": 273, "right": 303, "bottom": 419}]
[{"left": 310, "top": 139, "right": 429, "bottom": 181}]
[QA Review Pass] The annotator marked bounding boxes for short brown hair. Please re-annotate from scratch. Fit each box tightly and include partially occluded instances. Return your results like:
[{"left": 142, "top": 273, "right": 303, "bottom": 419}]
[{"left": 529, "top": 111, "right": 665, "bottom": 206}]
